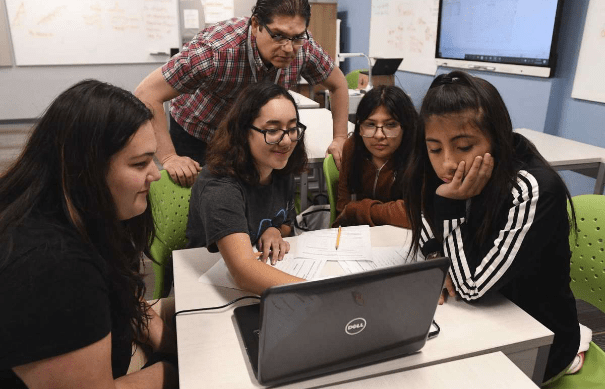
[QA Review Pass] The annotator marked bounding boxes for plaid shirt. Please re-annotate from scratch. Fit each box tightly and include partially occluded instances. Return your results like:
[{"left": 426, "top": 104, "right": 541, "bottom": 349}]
[{"left": 162, "top": 17, "right": 335, "bottom": 142}]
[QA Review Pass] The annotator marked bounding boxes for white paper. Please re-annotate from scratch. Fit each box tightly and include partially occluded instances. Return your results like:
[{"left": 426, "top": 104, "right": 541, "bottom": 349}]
[
  {"left": 202, "top": 0, "right": 234, "bottom": 24},
  {"left": 183, "top": 9, "right": 200, "bottom": 30},
  {"left": 338, "top": 245, "right": 422, "bottom": 275},
  {"left": 198, "top": 254, "right": 327, "bottom": 290},
  {"left": 296, "top": 225, "right": 373, "bottom": 262}
]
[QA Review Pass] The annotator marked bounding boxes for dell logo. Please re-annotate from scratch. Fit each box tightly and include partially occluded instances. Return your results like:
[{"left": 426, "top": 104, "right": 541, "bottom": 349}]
[{"left": 345, "top": 318, "right": 367, "bottom": 335}]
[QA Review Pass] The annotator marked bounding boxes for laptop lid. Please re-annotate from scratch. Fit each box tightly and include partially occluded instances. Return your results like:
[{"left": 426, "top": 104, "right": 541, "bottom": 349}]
[
  {"left": 235, "top": 257, "right": 450, "bottom": 386},
  {"left": 371, "top": 58, "right": 403, "bottom": 75}
]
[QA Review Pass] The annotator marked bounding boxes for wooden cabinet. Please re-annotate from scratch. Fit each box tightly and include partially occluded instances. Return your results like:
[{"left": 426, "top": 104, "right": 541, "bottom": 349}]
[{"left": 308, "top": 2, "right": 337, "bottom": 62}]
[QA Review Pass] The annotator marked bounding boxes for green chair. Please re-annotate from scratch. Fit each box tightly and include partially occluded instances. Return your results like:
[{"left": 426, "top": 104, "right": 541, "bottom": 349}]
[
  {"left": 544, "top": 195, "right": 605, "bottom": 388},
  {"left": 323, "top": 154, "right": 339, "bottom": 225},
  {"left": 148, "top": 170, "right": 192, "bottom": 299},
  {"left": 345, "top": 69, "right": 367, "bottom": 90}
]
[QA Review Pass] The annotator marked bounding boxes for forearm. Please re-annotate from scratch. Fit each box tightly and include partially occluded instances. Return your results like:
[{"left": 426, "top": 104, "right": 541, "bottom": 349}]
[
  {"left": 140, "top": 301, "right": 177, "bottom": 355},
  {"left": 280, "top": 224, "right": 292, "bottom": 237},
  {"left": 218, "top": 233, "right": 303, "bottom": 295},
  {"left": 134, "top": 67, "right": 180, "bottom": 162},
  {"left": 328, "top": 82, "right": 349, "bottom": 139},
  {"left": 337, "top": 198, "right": 410, "bottom": 228},
  {"left": 115, "top": 360, "right": 178, "bottom": 389}
]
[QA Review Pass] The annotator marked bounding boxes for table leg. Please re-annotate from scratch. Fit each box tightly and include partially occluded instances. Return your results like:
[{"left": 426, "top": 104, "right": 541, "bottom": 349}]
[
  {"left": 593, "top": 162, "right": 605, "bottom": 194},
  {"left": 531, "top": 344, "right": 551, "bottom": 385},
  {"left": 300, "top": 171, "right": 309, "bottom": 211}
]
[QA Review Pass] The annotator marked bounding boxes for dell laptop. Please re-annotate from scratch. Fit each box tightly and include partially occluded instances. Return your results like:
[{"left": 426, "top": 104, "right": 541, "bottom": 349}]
[{"left": 234, "top": 257, "right": 450, "bottom": 386}]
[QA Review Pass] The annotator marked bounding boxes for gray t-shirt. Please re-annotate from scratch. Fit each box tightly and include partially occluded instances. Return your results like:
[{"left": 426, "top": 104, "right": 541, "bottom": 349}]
[{"left": 187, "top": 168, "right": 295, "bottom": 252}]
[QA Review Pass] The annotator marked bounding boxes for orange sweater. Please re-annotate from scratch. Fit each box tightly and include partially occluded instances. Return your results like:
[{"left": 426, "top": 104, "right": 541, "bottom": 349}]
[{"left": 333, "top": 137, "right": 410, "bottom": 228}]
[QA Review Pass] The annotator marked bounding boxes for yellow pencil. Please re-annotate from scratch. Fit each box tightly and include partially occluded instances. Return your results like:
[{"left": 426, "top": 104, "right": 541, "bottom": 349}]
[{"left": 335, "top": 226, "right": 342, "bottom": 250}]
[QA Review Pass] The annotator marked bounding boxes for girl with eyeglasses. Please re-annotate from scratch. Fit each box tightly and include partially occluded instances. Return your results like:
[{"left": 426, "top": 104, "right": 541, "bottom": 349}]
[
  {"left": 402, "top": 71, "right": 585, "bottom": 384},
  {"left": 333, "top": 85, "right": 417, "bottom": 228},
  {"left": 186, "top": 82, "right": 308, "bottom": 294}
]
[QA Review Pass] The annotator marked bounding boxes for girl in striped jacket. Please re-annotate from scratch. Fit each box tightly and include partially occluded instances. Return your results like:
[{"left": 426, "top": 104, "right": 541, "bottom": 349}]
[{"left": 402, "top": 71, "right": 581, "bottom": 384}]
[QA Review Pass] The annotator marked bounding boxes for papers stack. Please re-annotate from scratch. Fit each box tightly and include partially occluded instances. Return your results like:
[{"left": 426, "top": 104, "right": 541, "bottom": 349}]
[{"left": 198, "top": 225, "right": 419, "bottom": 290}]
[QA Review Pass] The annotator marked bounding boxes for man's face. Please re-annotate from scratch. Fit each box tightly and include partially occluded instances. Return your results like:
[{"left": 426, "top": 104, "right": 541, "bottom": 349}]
[{"left": 251, "top": 15, "right": 307, "bottom": 69}]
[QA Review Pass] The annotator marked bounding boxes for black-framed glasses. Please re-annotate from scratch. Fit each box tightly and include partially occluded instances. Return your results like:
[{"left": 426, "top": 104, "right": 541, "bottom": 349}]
[
  {"left": 359, "top": 122, "right": 402, "bottom": 138},
  {"left": 260, "top": 21, "right": 309, "bottom": 47},
  {"left": 250, "top": 123, "right": 306, "bottom": 145}
]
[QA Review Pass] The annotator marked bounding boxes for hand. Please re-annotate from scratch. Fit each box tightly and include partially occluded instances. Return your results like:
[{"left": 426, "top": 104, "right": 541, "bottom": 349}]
[
  {"left": 325, "top": 136, "right": 347, "bottom": 170},
  {"left": 257, "top": 227, "right": 290, "bottom": 265},
  {"left": 161, "top": 154, "right": 202, "bottom": 187},
  {"left": 438, "top": 274, "right": 456, "bottom": 305},
  {"left": 436, "top": 153, "right": 493, "bottom": 200}
]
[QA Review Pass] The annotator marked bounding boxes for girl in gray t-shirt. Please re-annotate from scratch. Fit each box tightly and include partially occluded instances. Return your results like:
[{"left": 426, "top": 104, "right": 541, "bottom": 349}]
[{"left": 187, "top": 82, "right": 309, "bottom": 295}]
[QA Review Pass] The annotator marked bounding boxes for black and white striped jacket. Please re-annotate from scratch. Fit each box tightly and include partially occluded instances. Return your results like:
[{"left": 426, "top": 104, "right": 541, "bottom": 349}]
[{"left": 420, "top": 134, "right": 580, "bottom": 381}]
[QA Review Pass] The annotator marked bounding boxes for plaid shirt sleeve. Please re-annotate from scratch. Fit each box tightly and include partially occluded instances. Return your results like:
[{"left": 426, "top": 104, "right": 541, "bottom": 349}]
[
  {"left": 162, "top": 39, "right": 217, "bottom": 95},
  {"left": 300, "top": 32, "right": 335, "bottom": 85}
]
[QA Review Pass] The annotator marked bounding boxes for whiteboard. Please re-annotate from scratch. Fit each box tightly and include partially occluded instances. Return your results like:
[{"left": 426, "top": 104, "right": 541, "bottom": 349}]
[
  {"left": 5, "top": 0, "right": 180, "bottom": 66},
  {"left": 571, "top": 0, "right": 605, "bottom": 104},
  {"left": 369, "top": 0, "right": 439, "bottom": 76},
  {"left": 1, "top": 0, "right": 13, "bottom": 66}
]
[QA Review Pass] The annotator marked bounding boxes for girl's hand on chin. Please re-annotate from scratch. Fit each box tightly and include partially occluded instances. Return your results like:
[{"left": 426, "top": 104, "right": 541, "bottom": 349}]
[{"left": 436, "top": 153, "right": 493, "bottom": 200}]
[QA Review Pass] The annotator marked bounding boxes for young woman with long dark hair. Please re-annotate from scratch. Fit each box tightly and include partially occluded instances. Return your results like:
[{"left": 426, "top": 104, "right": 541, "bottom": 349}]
[
  {"left": 402, "top": 71, "right": 584, "bottom": 383},
  {"left": 0, "top": 80, "right": 177, "bottom": 388},
  {"left": 186, "top": 82, "right": 308, "bottom": 295},
  {"left": 333, "top": 85, "right": 417, "bottom": 228}
]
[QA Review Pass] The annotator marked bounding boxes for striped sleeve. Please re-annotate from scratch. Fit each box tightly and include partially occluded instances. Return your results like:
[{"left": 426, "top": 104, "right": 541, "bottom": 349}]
[{"left": 439, "top": 170, "right": 544, "bottom": 300}]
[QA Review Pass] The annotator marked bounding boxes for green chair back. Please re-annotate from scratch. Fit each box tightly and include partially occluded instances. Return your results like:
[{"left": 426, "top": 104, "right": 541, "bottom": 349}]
[
  {"left": 568, "top": 195, "right": 605, "bottom": 313},
  {"left": 345, "top": 69, "right": 367, "bottom": 90},
  {"left": 148, "top": 170, "right": 192, "bottom": 299},
  {"left": 544, "top": 195, "right": 605, "bottom": 389},
  {"left": 323, "top": 154, "right": 339, "bottom": 225}
]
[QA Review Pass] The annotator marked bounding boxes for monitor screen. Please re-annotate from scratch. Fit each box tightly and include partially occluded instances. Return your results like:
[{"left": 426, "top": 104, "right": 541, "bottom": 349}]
[{"left": 436, "top": 0, "right": 564, "bottom": 77}]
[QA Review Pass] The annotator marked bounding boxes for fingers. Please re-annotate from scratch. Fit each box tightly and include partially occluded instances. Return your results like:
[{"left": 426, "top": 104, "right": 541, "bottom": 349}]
[
  {"left": 438, "top": 290, "right": 446, "bottom": 305},
  {"left": 444, "top": 273, "right": 456, "bottom": 297},
  {"left": 452, "top": 160, "right": 466, "bottom": 185},
  {"left": 333, "top": 151, "right": 342, "bottom": 170},
  {"left": 460, "top": 153, "right": 492, "bottom": 197},
  {"left": 162, "top": 155, "right": 201, "bottom": 187}
]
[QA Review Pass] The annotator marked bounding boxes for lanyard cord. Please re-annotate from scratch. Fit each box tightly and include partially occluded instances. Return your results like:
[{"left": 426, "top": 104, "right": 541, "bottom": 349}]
[{"left": 247, "top": 25, "right": 281, "bottom": 84}]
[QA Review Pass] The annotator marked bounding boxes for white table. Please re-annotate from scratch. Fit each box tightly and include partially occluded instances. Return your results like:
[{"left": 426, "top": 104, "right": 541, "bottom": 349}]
[
  {"left": 173, "top": 226, "right": 553, "bottom": 388},
  {"left": 297, "top": 109, "right": 355, "bottom": 210},
  {"left": 289, "top": 90, "right": 320, "bottom": 109},
  {"left": 348, "top": 90, "right": 364, "bottom": 115},
  {"left": 516, "top": 128, "right": 605, "bottom": 194},
  {"left": 327, "top": 352, "right": 538, "bottom": 389}
]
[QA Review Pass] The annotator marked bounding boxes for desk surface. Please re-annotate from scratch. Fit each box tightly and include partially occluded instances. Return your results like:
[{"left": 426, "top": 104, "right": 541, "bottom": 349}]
[
  {"left": 515, "top": 128, "right": 605, "bottom": 194},
  {"left": 173, "top": 226, "right": 553, "bottom": 388},
  {"left": 327, "top": 351, "right": 538, "bottom": 389},
  {"left": 516, "top": 128, "right": 605, "bottom": 166},
  {"left": 298, "top": 108, "right": 354, "bottom": 162},
  {"left": 289, "top": 90, "right": 319, "bottom": 109}
]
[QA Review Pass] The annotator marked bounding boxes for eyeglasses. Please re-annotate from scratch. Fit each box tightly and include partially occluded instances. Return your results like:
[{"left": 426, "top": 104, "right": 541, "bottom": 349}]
[
  {"left": 250, "top": 123, "right": 307, "bottom": 145},
  {"left": 359, "top": 122, "right": 402, "bottom": 138},
  {"left": 260, "top": 21, "right": 309, "bottom": 47}
]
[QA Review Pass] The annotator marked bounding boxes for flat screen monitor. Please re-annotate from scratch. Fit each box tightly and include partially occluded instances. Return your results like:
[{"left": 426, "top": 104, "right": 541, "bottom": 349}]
[{"left": 435, "top": 0, "right": 564, "bottom": 78}]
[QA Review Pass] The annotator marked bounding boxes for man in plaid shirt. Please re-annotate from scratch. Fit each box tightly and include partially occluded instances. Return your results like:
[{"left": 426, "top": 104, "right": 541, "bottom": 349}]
[{"left": 135, "top": 0, "right": 349, "bottom": 186}]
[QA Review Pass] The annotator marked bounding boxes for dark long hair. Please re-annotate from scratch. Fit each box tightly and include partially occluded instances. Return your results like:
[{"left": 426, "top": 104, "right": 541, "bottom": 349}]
[
  {"left": 252, "top": 0, "right": 311, "bottom": 26},
  {"left": 403, "top": 71, "right": 575, "bottom": 256},
  {"left": 348, "top": 85, "right": 418, "bottom": 198},
  {"left": 206, "top": 82, "right": 307, "bottom": 185},
  {"left": 0, "top": 79, "right": 154, "bottom": 342}
]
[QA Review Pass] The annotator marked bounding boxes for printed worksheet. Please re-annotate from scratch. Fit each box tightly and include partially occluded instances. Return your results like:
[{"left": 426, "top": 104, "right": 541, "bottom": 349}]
[
  {"left": 296, "top": 225, "right": 372, "bottom": 262},
  {"left": 198, "top": 253, "right": 327, "bottom": 290},
  {"left": 339, "top": 245, "right": 421, "bottom": 275}
]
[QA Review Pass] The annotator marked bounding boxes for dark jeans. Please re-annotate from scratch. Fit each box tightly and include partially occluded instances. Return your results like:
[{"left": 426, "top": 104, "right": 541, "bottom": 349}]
[{"left": 169, "top": 115, "right": 208, "bottom": 166}]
